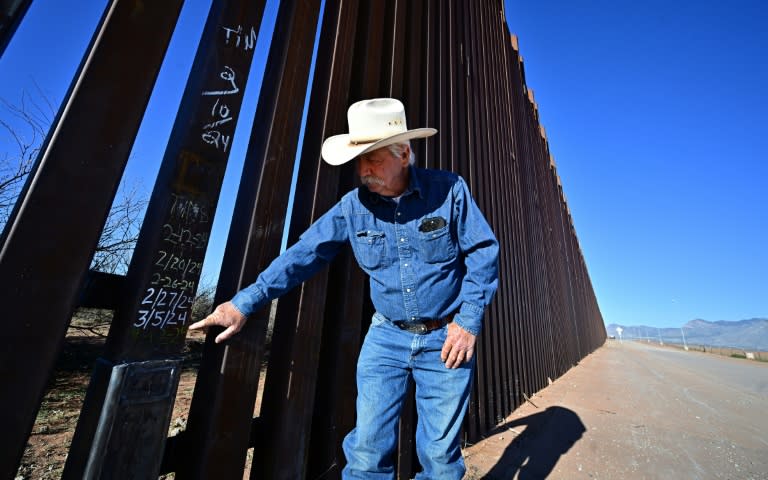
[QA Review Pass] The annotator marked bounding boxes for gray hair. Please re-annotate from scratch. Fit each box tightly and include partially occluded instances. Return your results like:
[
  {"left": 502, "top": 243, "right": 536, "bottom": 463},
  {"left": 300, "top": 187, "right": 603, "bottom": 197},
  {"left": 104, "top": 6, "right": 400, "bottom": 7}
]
[{"left": 387, "top": 141, "right": 415, "bottom": 165}]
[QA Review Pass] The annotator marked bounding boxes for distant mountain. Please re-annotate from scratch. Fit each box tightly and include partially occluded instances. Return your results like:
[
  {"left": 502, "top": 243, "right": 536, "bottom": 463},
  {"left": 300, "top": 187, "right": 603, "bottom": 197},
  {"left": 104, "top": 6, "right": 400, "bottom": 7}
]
[{"left": 606, "top": 318, "right": 768, "bottom": 351}]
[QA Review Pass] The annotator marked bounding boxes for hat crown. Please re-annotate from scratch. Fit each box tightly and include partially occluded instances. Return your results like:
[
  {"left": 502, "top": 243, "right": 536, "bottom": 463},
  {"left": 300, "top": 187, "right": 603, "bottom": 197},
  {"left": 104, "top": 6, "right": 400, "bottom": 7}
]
[{"left": 348, "top": 98, "right": 408, "bottom": 144}]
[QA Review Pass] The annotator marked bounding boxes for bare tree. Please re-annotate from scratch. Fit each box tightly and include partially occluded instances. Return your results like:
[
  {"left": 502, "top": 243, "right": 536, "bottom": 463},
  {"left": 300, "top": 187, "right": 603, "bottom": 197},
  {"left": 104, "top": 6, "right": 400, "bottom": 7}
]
[
  {"left": 0, "top": 87, "right": 52, "bottom": 228},
  {"left": 190, "top": 280, "right": 216, "bottom": 324},
  {"left": 90, "top": 182, "right": 147, "bottom": 274},
  {"left": 1, "top": 87, "right": 148, "bottom": 274}
]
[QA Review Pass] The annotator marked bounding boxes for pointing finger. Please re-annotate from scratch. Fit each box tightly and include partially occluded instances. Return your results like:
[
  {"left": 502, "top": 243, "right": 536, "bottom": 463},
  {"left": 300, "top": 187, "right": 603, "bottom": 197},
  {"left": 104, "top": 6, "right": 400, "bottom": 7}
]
[{"left": 189, "top": 316, "right": 212, "bottom": 331}]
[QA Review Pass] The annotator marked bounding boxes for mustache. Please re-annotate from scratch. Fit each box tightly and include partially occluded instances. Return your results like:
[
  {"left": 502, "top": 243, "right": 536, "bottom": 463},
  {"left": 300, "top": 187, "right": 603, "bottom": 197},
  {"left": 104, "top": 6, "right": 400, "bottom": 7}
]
[{"left": 361, "top": 175, "right": 385, "bottom": 186}]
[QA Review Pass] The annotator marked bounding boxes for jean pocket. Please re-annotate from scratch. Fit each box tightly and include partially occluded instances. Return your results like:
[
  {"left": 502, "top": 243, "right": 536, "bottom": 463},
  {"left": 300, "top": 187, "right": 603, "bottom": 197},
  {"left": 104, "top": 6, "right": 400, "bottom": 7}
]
[
  {"left": 418, "top": 225, "right": 456, "bottom": 263},
  {"left": 354, "top": 230, "right": 386, "bottom": 269}
]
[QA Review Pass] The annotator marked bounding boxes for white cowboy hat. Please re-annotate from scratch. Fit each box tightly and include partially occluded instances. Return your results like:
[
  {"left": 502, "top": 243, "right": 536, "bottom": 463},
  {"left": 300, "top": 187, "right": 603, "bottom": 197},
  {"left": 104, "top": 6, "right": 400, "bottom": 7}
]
[{"left": 321, "top": 98, "right": 437, "bottom": 166}]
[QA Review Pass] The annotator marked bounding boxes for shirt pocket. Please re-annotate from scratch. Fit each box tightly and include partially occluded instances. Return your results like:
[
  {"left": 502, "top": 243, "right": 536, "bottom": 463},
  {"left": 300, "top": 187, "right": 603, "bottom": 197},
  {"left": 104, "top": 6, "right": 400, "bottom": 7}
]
[
  {"left": 354, "top": 229, "right": 387, "bottom": 270},
  {"left": 418, "top": 224, "right": 457, "bottom": 263}
]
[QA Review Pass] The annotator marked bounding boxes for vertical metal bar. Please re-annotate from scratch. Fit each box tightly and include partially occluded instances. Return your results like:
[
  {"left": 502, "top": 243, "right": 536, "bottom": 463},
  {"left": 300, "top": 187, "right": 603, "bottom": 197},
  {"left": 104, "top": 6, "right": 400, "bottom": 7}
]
[
  {"left": 64, "top": 1, "right": 267, "bottom": 478},
  {"left": 245, "top": 0, "right": 368, "bottom": 477},
  {"left": 381, "top": 0, "right": 402, "bottom": 97},
  {"left": 515, "top": 67, "right": 538, "bottom": 405},
  {"left": 469, "top": 0, "right": 495, "bottom": 429},
  {"left": 0, "top": 0, "right": 31, "bottom": 57},
  {"left": 504, "top": 33, "right": 531, "bottom": 414},
  {"left": 481, "top": 1, "right": 513, "bottom": 422},
  {"left": 294, "top": 1, "right": 364, "bottom": 476},
  {"left": 499, "top": 11, "right": 526, "bottom": 418},
  {"left": 479, "top": 0, "right": 510, "bottom": 425},
  {"left": 177, "top": 1, "right": 320, "bottom": 478},
  {"left": 422, "top": 0, "right": 437, "bottom": 168},
  {"left": 495, "top": 20, "right": 518, "bottom": 418},
  {"left": 457, "top": 0, "right": 486, "bottom": 435},
  {"left": 399, "top": 0, "right": 424, "bottom": 164},
  {"left": 0, "top": 1, "right": 184, "bottom": 477}
]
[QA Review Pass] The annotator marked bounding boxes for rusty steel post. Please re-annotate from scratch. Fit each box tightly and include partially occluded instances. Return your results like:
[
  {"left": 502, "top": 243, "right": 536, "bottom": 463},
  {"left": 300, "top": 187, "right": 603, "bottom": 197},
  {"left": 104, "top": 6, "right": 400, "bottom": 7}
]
[
  {"left": 179, "top": 1, "right": 323, "bottom": 478},
  {"left": 0, "top": 1, "right": 184, "bottom": 477},
  {"left": 0, "top": 0, "right": 31, "bottom": 57},
  {"left": 295, "top": 0, "right": 365, "bottom": 474},
  {"left": 62, "top": 1, "right": 267, "bottom": 478}
]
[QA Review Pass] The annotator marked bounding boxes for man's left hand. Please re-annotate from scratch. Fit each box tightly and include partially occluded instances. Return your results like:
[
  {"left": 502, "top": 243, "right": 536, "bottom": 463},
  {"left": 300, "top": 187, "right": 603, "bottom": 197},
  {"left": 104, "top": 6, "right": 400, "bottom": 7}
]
[{"left": 441, "top": 322, "right": 476, "bottom": 369}]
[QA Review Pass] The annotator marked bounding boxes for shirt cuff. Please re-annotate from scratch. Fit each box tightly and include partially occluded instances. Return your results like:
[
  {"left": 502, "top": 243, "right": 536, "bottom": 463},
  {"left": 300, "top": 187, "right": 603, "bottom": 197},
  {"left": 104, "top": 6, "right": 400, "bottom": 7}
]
[
  {"left": 454, "top": 302, "right": 485, "bottom": 336},
  {"left": 230, "top": 285, "right": 267, "bottom": 318}
]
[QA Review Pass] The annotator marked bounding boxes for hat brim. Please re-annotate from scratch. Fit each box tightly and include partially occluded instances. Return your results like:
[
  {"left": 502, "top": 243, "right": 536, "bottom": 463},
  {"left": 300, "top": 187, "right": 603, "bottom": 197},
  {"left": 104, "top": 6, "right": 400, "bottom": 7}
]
[{"left": 321, "top": 128, "right": 437, "bottom": 166}]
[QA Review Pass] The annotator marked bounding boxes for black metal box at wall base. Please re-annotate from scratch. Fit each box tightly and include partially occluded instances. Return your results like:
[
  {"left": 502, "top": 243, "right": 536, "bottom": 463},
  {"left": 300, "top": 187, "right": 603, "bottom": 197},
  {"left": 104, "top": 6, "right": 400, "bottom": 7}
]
[{"left": 82, "top": 359, "right": 181, "bottom": 480}]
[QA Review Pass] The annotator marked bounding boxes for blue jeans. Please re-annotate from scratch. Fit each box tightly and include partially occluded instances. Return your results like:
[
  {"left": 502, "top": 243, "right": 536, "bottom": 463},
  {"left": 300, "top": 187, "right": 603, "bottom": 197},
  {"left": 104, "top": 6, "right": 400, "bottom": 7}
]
[{"left": 342, "top": 313, "right": 475, "bottom": 479}]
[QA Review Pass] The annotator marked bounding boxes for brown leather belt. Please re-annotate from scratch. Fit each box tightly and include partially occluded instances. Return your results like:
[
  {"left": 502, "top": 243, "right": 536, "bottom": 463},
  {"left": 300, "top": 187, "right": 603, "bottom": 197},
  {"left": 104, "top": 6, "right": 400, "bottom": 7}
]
[{"left": 392, "top": 314, "right": 454, "bottom": 334}]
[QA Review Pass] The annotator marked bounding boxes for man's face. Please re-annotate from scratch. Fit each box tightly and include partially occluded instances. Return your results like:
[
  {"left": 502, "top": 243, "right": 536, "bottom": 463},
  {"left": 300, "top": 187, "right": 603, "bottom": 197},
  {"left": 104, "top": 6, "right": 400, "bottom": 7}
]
[{"left": 356, "top": 146, "right": 410, "bottom": 197}]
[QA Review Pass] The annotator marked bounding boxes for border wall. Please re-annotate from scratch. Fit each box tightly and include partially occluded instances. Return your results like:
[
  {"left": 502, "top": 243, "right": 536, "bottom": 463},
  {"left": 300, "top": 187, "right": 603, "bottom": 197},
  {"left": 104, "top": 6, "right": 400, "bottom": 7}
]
[{"left": 0, "top": 1, "right": 605, "bottom": 478}]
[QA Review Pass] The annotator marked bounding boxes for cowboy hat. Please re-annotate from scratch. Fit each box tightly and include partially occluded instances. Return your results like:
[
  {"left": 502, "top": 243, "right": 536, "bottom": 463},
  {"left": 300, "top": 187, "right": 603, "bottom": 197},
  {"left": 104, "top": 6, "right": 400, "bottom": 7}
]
[{"left": 321, "top": 98, "right": 437, "bottom": 166}]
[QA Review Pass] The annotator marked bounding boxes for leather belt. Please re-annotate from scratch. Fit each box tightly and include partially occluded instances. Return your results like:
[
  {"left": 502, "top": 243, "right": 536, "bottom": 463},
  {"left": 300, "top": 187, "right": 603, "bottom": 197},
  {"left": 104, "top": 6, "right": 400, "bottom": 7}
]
[{"left": 392, "top": 314, "right": 454, "bottom": 334}]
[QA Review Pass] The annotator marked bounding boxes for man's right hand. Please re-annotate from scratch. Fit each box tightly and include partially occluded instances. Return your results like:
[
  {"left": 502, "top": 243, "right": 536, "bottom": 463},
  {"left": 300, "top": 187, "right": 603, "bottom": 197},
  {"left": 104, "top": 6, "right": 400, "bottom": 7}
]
[{"left": 188, "top": 301, "right": 247, "bottom": 344}]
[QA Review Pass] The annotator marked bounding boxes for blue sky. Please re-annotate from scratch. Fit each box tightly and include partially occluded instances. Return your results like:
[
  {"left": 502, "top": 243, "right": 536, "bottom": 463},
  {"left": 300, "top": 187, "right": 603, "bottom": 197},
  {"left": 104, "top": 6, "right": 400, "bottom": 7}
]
[
  {"left": 503, "top": 0, "right": 767, "bottom": 328},
  {"left": 1, "top": 0, "right": 765, "bottom": 329}
]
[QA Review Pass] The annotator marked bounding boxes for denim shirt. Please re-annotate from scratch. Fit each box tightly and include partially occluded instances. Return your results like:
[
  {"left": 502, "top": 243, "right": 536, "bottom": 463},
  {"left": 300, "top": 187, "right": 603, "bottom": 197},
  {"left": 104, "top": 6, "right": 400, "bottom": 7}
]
[{"left": 231, "top": 166, "right": 499, "bottom": 335}]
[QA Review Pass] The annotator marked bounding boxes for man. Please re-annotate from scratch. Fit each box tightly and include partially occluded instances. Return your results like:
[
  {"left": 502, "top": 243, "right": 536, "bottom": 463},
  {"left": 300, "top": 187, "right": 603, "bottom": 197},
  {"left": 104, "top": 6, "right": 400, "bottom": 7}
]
[{"left": 190, "top": 98, "right": 499, "bottom": 479}]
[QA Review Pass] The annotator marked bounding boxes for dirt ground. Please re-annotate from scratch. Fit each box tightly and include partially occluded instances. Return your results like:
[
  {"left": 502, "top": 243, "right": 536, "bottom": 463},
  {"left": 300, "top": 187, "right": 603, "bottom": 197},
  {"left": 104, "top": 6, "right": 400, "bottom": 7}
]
[
  {"left": 463, "top": 340, "right": 768, "bottom": 479},
  {"left": 15, "top": 321, "right": 207, "bottom": 480},
  {"left": 17, "top": 330, "right": 768, "bottom": 479}
]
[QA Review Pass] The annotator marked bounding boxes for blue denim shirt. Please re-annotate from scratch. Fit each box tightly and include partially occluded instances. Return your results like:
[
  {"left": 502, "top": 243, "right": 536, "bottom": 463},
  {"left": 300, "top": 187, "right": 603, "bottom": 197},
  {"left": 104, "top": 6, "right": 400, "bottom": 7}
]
[{"left": 231, "top": 166, "right": 499, "bottom": 335}]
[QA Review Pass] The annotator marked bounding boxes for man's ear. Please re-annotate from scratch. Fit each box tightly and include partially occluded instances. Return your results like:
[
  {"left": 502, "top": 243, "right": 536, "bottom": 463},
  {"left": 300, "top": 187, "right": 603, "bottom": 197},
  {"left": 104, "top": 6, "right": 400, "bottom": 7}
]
[{"left": 401, "top": 145, "right": 411, "bottom": 166}]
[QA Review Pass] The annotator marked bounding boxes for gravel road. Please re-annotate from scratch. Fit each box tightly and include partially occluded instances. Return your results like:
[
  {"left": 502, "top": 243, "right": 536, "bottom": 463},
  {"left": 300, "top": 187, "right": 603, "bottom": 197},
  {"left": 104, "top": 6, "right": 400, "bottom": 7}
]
[{"left": 463, "top": 340, "right": 768, "bottom": 479}]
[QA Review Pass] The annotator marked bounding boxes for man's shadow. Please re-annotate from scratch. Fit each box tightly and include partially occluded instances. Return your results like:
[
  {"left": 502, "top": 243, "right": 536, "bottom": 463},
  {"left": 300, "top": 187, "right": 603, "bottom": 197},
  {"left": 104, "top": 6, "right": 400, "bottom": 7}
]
[{"left": 481, "top": 406, "right": 586, "bottom": 479}]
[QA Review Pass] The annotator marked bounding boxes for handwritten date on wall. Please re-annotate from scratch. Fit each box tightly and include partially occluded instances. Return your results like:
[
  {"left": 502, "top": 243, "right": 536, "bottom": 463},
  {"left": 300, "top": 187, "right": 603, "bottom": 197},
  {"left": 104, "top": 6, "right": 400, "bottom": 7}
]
[
  {"left": 134, "top": 194, "right": 209, "bottom": 330},
  {"left": 133, "top": 24, "right": 255, "bottom": 332}
]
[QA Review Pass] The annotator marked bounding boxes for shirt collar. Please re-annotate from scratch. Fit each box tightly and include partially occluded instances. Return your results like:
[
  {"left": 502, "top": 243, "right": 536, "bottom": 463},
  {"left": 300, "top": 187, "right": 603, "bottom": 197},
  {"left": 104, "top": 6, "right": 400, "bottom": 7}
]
[{"left": 407, "top": 165, "right": 425, "bottom": 199}]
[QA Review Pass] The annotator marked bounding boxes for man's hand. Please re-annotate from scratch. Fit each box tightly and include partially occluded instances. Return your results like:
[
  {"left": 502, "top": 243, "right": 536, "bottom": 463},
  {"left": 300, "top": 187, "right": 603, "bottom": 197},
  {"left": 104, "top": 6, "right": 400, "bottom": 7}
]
[
  {"left": 188, "top": 301, "right": 247, "bottom": 344},
  {"left": 441, "top": 322, "right": 476, "bottom": 369}
]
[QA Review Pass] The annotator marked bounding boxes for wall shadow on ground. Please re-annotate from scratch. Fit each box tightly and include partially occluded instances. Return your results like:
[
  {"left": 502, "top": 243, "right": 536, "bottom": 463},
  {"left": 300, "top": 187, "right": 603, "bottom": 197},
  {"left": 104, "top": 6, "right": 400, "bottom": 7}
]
[{"left": 482, "top": 406, "right": 586, "bottom": 479}]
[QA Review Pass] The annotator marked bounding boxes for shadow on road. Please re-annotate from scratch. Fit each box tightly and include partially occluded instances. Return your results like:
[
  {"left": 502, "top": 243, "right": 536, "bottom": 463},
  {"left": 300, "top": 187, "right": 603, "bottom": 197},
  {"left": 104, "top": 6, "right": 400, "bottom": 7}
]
[{"left": 481, "top": 406, "right": 586, "bottom": 479}]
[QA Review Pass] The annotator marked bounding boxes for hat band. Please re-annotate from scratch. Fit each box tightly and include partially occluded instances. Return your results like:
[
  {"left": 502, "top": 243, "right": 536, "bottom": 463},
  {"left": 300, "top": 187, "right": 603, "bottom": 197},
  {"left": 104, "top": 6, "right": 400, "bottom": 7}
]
[{"left": 349, "top": 137, "right": 382, "bottom": 146}]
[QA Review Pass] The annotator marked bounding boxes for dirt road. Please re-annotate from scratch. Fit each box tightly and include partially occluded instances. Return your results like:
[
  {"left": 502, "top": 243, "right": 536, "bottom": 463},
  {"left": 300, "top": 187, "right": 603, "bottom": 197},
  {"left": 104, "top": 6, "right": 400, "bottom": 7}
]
[{"left": 463, "top": 340, "right": 768, "bottom": 479}]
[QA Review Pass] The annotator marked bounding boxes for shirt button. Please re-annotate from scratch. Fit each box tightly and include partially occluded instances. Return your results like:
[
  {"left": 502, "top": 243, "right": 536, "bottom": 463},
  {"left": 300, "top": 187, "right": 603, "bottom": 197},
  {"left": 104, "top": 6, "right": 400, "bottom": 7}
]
[
  {"left": 400, "top": 238, "right": 405, "bottom": 242},
  {"left": 404, "top": 263, "right": 408, "bottom": 267},
  {"left": 406, "top": 288, "right": 411, "bottom": 292},
  {"left": 397, "top": 212, "right": 401, "bottom": 216}
]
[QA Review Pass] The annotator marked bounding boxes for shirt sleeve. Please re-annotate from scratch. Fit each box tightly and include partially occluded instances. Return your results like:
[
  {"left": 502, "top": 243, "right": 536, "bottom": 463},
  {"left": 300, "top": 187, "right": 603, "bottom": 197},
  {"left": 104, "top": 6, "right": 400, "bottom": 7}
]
[
  {"left": 452, "top": 176, "right": 500, "bottom": 335},
  {"left": 230, "top": 201, "right": 349, "bottom": 316}
]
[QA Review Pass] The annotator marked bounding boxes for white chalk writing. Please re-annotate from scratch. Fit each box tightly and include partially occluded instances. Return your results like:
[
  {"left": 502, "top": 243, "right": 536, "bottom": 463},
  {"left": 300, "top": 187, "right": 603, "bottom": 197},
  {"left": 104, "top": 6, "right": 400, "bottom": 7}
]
[
  {"left": 150, "top": 273, "right": 196, "bottom": 291},
  {"left": 135, "top": 287, "right": 193, "bottom": 329},
  {"left": 203, "top": 98, "right": 233, "bottom": 129},
  {"left": 201, "top": 66, "right": 239, "bottom": 96},
  {"left": 201, "top": 130, "right": 230, "bottom": 152},
  {"left": 170, "top": 193, "right": 210, "bottom": 224},
  {"left": 155, "top": 250, "right": 202, "bottom": 276},
  {"left": 222, "top": 25, "right": 258, "bottom": 51},
  {"left": 200, "top": 66, "right": 240, "bottom": 152},
  {"left": 162, "top": 223, "right": 208, "bottom": 250}
]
